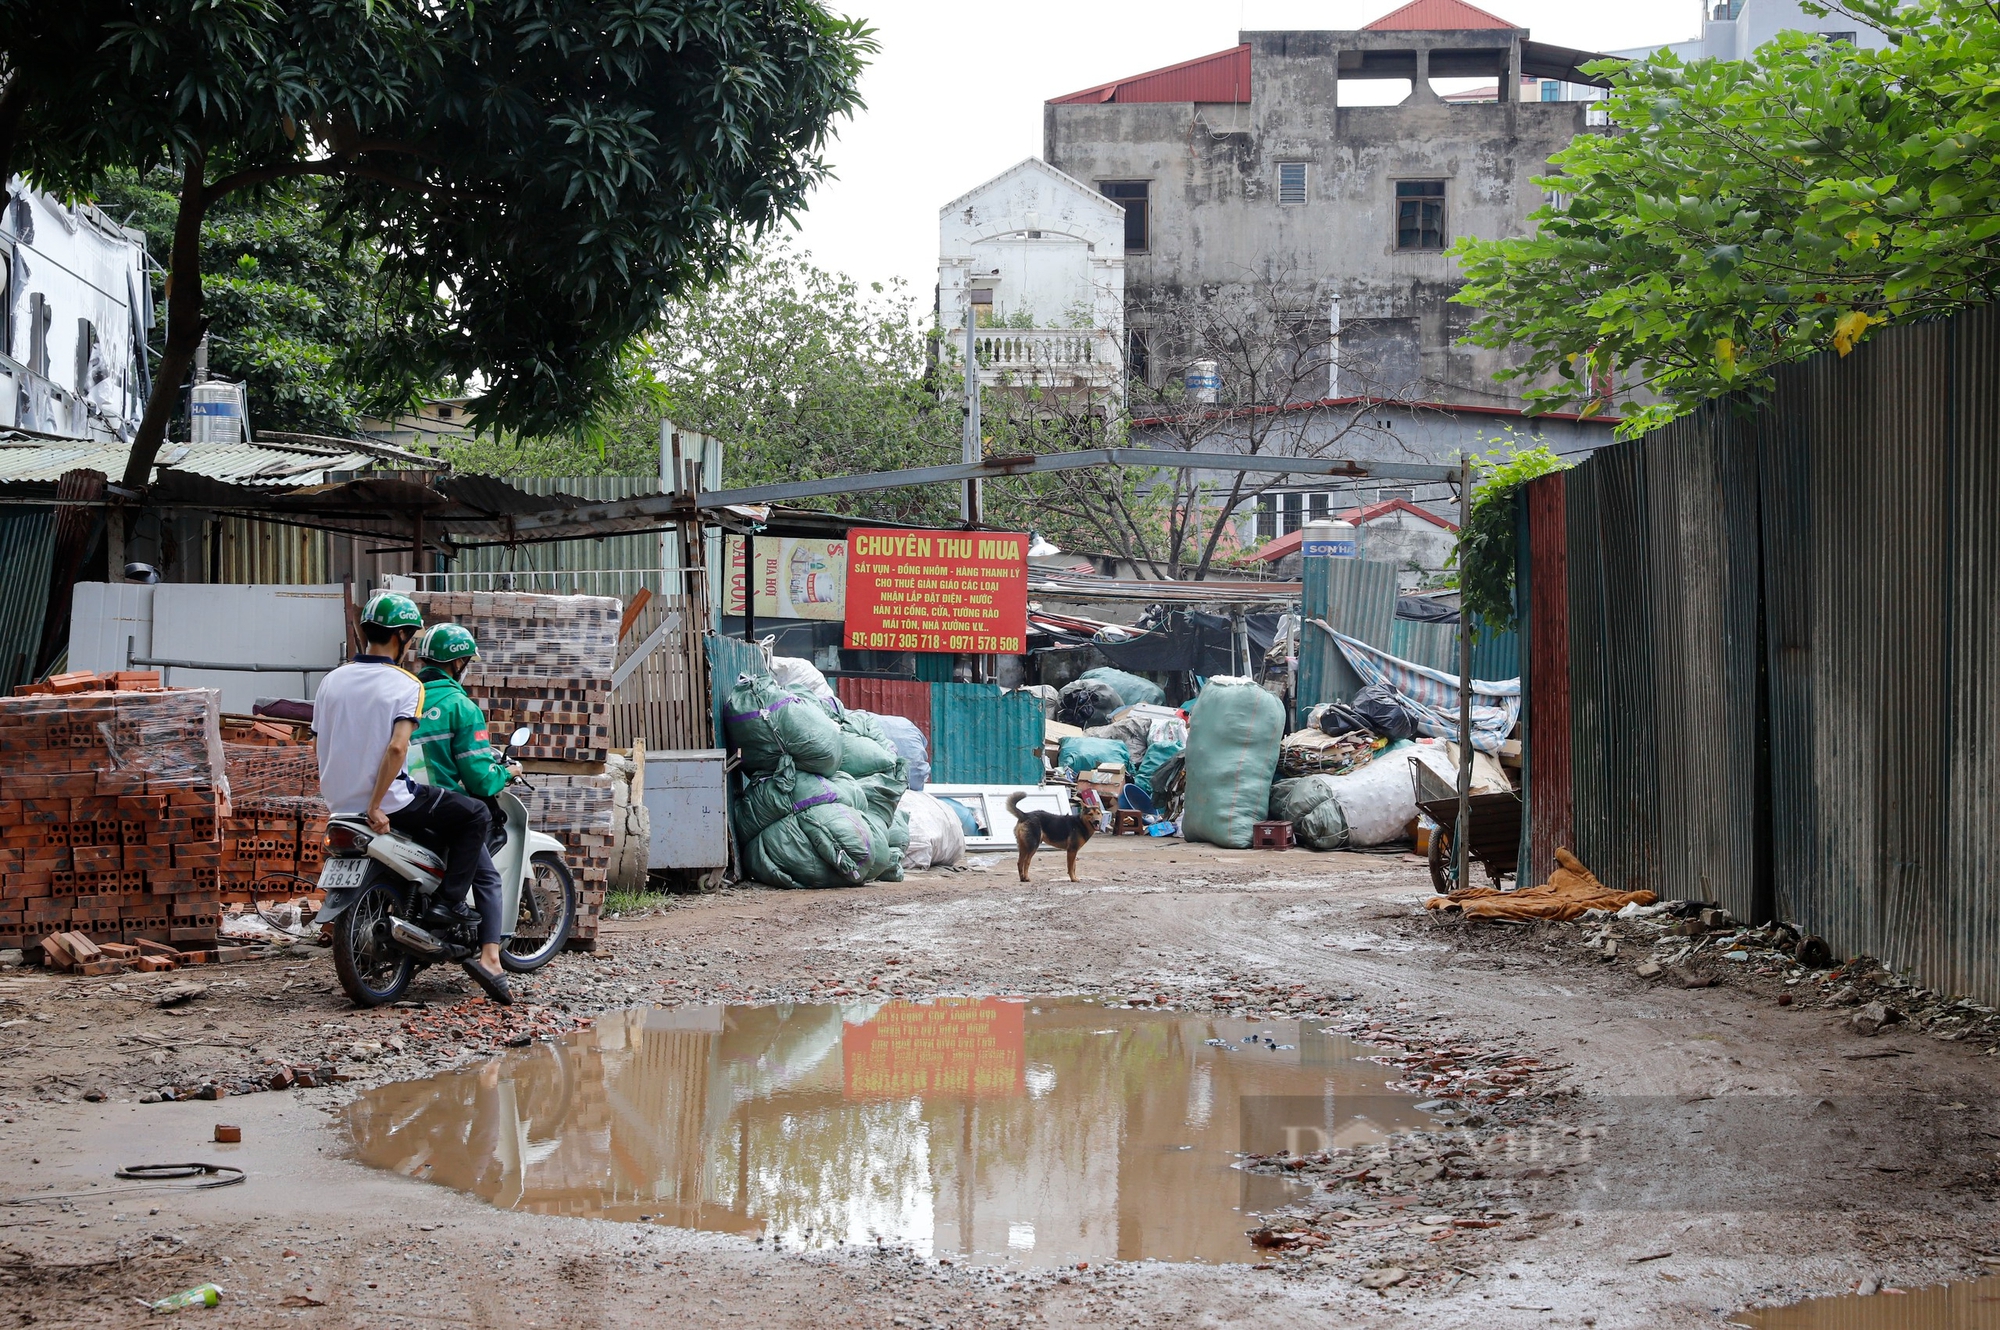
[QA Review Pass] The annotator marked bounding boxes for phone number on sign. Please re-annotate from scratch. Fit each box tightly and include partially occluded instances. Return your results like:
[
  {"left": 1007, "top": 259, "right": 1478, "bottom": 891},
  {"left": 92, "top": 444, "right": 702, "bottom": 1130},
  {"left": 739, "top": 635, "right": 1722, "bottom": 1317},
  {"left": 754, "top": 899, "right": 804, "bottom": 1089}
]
[{"left": 846, "top": 631, "right": 1023, "bottom": 652}]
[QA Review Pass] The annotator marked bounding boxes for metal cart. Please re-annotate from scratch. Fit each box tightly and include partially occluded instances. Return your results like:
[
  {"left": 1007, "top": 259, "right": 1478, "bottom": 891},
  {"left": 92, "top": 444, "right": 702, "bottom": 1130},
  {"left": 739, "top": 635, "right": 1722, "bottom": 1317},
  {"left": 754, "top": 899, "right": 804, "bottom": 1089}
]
[{"left": 1410, "top": 755, "right": 1522, "bottom": 894}]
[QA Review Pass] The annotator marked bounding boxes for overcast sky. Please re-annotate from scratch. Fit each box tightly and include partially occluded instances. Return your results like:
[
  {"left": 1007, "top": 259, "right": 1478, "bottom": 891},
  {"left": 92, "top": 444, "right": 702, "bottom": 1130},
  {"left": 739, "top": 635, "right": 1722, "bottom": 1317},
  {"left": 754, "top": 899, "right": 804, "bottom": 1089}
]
[{"left": 783, "top": 0, "right": 1703, "bottom": 301}]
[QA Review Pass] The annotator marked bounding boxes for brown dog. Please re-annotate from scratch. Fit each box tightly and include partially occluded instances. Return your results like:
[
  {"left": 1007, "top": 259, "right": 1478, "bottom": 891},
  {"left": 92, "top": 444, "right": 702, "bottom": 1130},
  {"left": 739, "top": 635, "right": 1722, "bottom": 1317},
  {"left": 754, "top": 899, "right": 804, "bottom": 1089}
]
[{"left": 1008, "top": 791, "right": 1095, "bottom": 883}]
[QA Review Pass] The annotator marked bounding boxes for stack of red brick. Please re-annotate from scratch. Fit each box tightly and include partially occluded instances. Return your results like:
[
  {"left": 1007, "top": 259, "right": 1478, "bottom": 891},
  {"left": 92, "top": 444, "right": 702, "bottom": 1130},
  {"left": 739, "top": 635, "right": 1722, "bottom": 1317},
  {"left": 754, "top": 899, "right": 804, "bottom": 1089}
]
[
  {"left": 0, "top": 687, "right": 229, "bottom": 957},
  {"left": 13, "top": 668, "right": 164, "bottom": 697},
  {"left": 219, "top": 717, "right": 327, "bottom": 902}
]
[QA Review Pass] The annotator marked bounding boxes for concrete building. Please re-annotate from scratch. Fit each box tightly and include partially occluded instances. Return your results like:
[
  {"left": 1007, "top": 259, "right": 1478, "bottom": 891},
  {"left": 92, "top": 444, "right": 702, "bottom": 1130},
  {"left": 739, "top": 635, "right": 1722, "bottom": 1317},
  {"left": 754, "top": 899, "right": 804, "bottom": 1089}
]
[
  {"left": 1044, "top": 0, "right": 1616, "bottom": 420},
  {"left": 936, "top": 159, "right": 1127, "bottom": 399},
  {"left": 1, "top": 179, "right": 152, "bottom": 442}
]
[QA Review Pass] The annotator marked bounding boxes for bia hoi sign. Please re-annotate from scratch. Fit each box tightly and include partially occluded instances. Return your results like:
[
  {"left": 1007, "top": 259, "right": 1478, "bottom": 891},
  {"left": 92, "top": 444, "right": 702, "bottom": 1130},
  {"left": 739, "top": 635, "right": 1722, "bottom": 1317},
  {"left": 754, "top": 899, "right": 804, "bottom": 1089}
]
[{"left": 843, "top": 528, "right": 1028, "bottom": 655}]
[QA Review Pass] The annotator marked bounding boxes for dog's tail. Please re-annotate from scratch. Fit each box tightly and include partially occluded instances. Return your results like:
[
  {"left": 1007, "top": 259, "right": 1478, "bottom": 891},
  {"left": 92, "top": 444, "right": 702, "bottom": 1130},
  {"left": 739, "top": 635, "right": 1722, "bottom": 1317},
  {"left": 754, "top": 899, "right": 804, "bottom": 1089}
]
[{"left": 1006, "top": 791, "right": 1026, "bottom": 817}]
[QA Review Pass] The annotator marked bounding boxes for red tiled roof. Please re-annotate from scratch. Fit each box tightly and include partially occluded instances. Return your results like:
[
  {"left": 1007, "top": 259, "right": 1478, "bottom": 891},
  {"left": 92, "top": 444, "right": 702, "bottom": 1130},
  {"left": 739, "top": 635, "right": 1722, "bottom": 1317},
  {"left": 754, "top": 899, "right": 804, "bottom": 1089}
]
[
  {"left": 1254, "top": 500, "right": 1458, "bottom": 562},
  {"left": 1339, "top": 497, "right": 1460, "bottom": 531},
  {"left": 1364, "top": 0, "right": 1518, "bottom": 30},
  {"left": 1049, "top": 44, "right": 1251, "bottom": 105}
]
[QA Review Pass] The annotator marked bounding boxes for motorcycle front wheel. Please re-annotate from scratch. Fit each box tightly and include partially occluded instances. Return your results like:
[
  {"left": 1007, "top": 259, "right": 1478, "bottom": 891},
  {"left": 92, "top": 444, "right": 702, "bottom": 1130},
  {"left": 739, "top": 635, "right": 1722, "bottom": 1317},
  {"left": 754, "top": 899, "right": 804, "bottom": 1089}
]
[
  {"left": 332, "top": 876, "right": 418, "bottom": 1006},
  {"left": 500, "top": 852, "right": 576, "bottom": 973}
]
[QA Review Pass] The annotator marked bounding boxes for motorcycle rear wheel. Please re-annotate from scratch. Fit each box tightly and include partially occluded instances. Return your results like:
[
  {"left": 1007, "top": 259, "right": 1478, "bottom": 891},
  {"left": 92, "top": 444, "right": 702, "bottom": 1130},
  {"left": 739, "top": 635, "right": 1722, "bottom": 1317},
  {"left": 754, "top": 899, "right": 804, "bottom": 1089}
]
[
  {"left": 332, "top": 876, "right": 418, "bottom": 1006},
  {"left": 500, "top": 852, "right": 576, "bottom": 973}
]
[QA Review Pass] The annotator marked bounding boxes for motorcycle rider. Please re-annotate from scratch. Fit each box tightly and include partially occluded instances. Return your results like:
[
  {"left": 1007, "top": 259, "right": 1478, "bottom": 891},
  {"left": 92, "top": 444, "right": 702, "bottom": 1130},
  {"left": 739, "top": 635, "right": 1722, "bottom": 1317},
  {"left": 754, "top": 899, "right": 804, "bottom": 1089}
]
[
  {"left": 312, "top": 592, "right": 511, "bottom": 1005},
  {"left": 408, "top": 623, "right": 514, "bottom": 981}
]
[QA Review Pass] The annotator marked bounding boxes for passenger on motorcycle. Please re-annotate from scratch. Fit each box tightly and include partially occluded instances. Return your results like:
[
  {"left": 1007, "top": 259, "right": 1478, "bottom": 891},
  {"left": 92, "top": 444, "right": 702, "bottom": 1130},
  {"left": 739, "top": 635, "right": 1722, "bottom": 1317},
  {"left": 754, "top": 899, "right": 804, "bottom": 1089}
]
[
  {"left": 409, "top": 623, "right": 517, "bottom": 988},
  {"left": 311, "top": 593, "right": 511, "bottom": 1005}
]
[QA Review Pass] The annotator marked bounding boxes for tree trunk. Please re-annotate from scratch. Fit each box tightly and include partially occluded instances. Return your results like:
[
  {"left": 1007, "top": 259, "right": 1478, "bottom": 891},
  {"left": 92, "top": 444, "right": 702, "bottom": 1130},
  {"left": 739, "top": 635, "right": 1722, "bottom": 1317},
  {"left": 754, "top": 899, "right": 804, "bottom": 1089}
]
[
  {"left": 122, "top": 154, "right": 209, "bottom": 490},
  {"left": 0, "top": 73, "right": 26, "bottom": 199}
]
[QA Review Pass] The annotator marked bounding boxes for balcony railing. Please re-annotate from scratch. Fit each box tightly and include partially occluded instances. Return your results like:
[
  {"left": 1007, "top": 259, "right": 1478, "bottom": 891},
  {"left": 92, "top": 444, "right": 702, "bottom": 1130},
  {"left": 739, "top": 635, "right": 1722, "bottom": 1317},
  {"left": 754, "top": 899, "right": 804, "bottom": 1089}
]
[{"left": 955, "top": 328, "right": 1123, "bottom": 392}]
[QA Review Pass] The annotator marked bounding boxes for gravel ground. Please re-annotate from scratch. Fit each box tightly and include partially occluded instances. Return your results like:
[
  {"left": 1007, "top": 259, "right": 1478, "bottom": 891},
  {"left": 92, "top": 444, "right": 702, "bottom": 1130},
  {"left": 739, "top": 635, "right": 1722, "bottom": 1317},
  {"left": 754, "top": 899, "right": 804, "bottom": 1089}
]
[{"left": 1, "top": 835, "right": 1996, "bottom": 1327}]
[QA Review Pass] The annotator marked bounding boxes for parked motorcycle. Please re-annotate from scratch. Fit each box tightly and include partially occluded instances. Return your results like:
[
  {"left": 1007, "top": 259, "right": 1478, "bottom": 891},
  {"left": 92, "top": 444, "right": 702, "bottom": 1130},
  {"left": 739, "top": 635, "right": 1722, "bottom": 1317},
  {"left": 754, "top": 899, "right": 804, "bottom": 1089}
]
[{"left": 318, "top": 727, "right": 577, "bottom": 1006}]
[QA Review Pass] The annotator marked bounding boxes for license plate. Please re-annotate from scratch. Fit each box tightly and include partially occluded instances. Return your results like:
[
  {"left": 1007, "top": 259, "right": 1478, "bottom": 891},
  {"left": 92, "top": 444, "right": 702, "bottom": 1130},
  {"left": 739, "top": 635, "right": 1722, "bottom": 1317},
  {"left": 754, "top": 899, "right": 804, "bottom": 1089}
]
[{"left": 319, "top": 858, "right": 368, "bottom": 891}]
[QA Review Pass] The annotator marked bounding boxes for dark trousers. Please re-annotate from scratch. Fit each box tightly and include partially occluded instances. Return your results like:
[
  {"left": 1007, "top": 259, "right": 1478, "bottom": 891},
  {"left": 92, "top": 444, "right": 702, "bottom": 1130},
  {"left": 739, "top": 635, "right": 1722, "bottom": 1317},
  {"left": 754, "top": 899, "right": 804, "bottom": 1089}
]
[{"left": 388, "top": 784, "right": 504, "bottom": 946}]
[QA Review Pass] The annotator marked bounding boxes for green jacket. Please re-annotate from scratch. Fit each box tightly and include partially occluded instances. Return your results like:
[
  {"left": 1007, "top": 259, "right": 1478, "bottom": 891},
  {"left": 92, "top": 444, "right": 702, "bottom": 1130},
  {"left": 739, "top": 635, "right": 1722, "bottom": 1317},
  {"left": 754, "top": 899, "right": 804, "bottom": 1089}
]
[{"left": 409, "top": 669, "right": 509, "bottom": 798}]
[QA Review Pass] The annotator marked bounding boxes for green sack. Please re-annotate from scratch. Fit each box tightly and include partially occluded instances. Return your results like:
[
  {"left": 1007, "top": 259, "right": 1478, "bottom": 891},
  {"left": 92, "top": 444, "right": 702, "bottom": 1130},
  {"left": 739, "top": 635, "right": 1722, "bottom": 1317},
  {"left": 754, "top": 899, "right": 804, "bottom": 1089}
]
[
  {"left": 744, "top": 800, "right": 887, "bottom": 889},
  {"left": 1181, "top": 678, "right": 1285, "bottom": 849},
  {"left": 735, "top": 760, "right": 853, "bottom": 842},
  {"left": 1058, "top": 735, "right": 1130, "bottom": 777},
  {"left": 876, "top": 809, "right": 910, "bottom": 883},
  {"left": 835, "top": 709, "right": 902, "bottom": 777},
  {"left": 1079, "top": 666, "right": 1165, "bottom": 708},
  {"left": 1271, "top": 774, "right": 1350, "bottom": 850},
  {"left": 846, "top": 765, "right": 909, "bottom": 824},
  {"left": 1134, "top": 737, "right": 1185, "bottom": 796},
  {"left": 724, "top": 673, "right": 843, "bottom": 776}
]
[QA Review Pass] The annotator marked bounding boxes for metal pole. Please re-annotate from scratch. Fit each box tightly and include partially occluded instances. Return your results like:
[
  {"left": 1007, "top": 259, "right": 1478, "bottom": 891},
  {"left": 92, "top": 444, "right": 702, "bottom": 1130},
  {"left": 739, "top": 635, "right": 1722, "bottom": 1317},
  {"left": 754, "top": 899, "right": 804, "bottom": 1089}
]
[
  {"left": 742, "top": 527, "right": 756, "bottom": 645},
  {"left": 1454, "top": 458, "right": 1474, "bottom": 893},
  {"left": 962, "top": 292, "right": 982, "bottom": 527},
  {"left": 668, "top": 420, "right": 684, "bottom": 592}
]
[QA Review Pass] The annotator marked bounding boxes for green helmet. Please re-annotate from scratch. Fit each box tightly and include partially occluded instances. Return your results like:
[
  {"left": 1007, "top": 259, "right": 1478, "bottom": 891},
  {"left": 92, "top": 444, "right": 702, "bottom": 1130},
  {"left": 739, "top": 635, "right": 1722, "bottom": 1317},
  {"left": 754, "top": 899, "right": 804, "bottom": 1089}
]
[
  {"left": 360, "top": 591, "right": 423, "bottom": 631},
  {"left": 416, "top": 622, "right": 479, "bottom": 664}
]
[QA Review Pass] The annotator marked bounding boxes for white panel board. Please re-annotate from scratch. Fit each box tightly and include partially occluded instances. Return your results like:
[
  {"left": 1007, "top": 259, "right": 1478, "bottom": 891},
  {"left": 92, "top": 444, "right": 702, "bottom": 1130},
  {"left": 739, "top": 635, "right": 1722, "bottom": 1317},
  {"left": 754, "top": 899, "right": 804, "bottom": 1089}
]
[
  {"left": 67, "top": 582, "right": 154, "bottom": 674},
  {"left": 150, "top": 584, "right": 348, "bottom": 713},
  {"left": 923, "top": 784, "right": 1072, "bottom": 851}
]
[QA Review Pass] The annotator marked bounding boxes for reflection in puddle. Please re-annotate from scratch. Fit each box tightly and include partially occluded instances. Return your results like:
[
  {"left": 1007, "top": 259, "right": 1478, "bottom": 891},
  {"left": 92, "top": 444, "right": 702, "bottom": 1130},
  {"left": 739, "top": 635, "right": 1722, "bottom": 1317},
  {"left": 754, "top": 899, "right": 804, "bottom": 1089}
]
[
  {"left": 342, "top": 997, "right": 1434, "bottom": 1266},
  {"left": 1733, "top": 1280, "right": 2000, "bottom": 1328}
]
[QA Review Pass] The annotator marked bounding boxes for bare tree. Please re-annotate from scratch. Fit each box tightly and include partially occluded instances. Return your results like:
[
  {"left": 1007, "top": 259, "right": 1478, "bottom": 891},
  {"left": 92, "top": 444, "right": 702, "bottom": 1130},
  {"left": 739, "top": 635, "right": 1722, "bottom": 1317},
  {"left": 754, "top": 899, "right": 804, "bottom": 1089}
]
[{"left": 984, "top": 275, "right": 1439, "bottom": 581}]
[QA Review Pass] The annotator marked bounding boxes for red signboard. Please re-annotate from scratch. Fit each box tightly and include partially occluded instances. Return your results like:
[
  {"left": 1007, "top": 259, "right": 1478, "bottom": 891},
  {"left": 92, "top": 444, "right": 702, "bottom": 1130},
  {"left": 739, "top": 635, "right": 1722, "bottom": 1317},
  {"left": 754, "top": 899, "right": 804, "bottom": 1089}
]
[{"left": 843, "top": 528, "right": 1029, "bottom": 655}]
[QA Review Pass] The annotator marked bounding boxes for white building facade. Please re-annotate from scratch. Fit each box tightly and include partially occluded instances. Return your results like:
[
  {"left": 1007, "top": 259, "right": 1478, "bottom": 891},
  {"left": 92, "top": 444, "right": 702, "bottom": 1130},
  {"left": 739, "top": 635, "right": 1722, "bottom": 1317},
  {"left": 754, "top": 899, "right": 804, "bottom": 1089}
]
[
  {"left": 936, "top": 159, "right": 1126, "bottom": 399},
  {"left": 1, "top": 179, "right": 152, "bottom": 442}
]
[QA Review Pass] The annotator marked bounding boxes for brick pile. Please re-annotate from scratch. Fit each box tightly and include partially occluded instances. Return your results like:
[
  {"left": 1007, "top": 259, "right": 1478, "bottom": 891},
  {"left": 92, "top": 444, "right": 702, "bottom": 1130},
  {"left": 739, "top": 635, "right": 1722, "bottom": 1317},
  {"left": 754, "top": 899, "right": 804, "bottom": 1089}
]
[
  {"left": 409, "top": 591, "right": 620, "bottom": 947},
  {"left": 0, "top": 687, "right": 229, "bottom": 958},
  {"left": 14, "top": 668, "right": 164, "bottom": 696},
  {"left": 219, "top": 718, "right": 327, "bottom": 902},
  {"left": 524, "top": 774, "right": 615, "bottom": 944},
  {"left": 409, "top": 591, "right": 617, "bottom": 762}
]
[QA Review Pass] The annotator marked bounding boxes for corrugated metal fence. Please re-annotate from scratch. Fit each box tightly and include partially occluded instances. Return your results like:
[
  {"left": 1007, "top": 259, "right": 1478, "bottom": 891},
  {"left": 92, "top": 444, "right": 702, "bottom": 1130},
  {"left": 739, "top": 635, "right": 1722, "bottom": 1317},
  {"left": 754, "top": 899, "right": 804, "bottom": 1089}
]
[
  {"left": 0, "top": 507, "right": 56, "bottom": 693},
  {"left": 1526, "top": 305, "right": 2000, "bottom": 1000},
  {"left": 835, "top": 678, "right": 933, "bottom": 745},
  {"left": 1297, "top": 556, "right": 1521, "bottom": 727},
  {"left": 930, "top": 684, "right": 1045, "bottom": 785}
]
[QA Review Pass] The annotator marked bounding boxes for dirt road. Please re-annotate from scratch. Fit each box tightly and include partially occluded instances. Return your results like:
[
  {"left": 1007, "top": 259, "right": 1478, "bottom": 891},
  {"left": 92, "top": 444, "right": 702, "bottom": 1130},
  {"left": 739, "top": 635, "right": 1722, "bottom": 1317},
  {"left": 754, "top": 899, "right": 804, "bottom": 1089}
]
[{"left": 2, "top": 837, "right": 1995, "bottom": 1327}]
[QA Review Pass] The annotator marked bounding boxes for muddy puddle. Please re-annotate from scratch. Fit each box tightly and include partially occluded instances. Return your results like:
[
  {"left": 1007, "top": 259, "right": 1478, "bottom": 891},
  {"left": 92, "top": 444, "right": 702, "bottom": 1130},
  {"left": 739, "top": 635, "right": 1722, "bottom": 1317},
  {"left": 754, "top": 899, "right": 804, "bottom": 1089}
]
[
  {"left": 342, "top": 997, "right": 1434, "bottom": 1266},
  {"left": 1733, "top": 1279, "right": 2000, "bottom": 1327}
]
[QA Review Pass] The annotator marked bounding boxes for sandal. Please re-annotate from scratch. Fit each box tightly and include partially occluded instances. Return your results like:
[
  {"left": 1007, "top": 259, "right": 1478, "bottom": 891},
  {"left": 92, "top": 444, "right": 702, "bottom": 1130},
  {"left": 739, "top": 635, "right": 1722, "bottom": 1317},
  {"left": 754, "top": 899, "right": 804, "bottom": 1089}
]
[{"left": 462, "top": 959, "right": 513, "bottom": 1006}]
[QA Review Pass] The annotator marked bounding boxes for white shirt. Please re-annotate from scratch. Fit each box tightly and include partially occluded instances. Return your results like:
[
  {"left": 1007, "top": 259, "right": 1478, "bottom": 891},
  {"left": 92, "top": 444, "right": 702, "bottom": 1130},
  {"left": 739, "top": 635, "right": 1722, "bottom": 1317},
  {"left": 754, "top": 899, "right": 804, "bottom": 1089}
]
[{"left": 313, "top": 656, "right": 425, "bottom": 816}]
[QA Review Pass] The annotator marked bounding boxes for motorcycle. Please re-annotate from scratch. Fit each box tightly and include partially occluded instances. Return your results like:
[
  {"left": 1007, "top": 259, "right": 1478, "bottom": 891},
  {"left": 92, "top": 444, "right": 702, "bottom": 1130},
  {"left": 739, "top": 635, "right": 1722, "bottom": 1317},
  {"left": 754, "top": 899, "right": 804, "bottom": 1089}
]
[{"left": 317, "top": 726, "right": 577, "bottom": 1006}]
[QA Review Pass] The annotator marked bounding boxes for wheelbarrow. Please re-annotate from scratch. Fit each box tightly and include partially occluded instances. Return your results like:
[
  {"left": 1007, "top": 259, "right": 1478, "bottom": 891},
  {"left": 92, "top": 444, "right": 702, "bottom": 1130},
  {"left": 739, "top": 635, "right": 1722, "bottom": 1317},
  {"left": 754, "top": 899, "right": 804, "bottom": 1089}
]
[{"left": 1410, "top": 755, "right": 1521, "bottom": 894}]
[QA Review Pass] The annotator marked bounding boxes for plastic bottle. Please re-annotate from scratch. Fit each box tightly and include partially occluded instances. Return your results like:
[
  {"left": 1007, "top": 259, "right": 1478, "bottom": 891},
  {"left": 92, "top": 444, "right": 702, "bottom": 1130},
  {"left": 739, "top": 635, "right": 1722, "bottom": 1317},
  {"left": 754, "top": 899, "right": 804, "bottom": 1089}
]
[{"left": 150, "top": 1285, "right": 222, "bottom": 1313}]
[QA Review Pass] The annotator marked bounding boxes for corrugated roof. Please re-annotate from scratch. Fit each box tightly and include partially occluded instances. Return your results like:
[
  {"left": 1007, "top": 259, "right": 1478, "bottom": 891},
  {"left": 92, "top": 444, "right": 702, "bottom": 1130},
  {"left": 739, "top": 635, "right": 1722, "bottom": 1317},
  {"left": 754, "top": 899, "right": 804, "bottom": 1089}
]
[
  {"left": 1365, "top": 0, "right": 1518, "bottom": 30},
  {"left": 0, "top": 436, "right": 428, "bottom": 487},
  {"left": 1049, "top": 44, "right": 1251, "bottom": 106}
]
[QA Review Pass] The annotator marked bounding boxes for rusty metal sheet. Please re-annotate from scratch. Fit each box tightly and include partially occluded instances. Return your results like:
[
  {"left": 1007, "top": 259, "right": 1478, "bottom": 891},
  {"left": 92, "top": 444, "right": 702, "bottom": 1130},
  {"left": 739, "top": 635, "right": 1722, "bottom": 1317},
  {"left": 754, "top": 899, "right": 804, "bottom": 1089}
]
[
  {"left": 835, "top": 677, "right": 932, "bottom": 746},
  {"left": 1523, "top": 471, "right": 1569, "bottom": 887}
]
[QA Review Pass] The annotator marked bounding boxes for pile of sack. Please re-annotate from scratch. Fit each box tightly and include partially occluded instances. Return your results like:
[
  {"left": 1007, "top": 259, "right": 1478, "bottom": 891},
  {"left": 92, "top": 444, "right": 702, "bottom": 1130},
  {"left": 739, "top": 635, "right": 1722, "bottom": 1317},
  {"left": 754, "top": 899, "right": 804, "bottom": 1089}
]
[
  {"left": 1271, "top": 741, "right": 1417, "bottom": 850},
  {"left": 724, "top": 671, "right": 912, "bottom": 889},
  {"left": 1056, "top": 666, "right": 1163, "bottom": 728}
]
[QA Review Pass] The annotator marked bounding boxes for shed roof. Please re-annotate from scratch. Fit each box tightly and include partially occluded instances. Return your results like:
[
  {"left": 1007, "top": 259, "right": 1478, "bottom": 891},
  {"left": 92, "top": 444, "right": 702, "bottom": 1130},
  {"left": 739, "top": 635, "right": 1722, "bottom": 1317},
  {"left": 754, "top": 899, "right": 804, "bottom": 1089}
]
[
  {"left": 0, "top": 433, "right": 441, "bottom": 487},
  {"left": 1048, "top": 44, "right": 1251, "bottom": 105},
  {"left": 1253, "top": 499, "right": 1459, "bottom": 561}
]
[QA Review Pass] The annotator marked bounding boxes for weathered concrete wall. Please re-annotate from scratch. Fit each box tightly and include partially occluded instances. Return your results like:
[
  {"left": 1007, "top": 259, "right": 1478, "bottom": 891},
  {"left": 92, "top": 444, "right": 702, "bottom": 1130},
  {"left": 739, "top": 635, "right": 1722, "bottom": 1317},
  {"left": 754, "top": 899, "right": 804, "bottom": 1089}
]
[{"left": 1045, "top": 36, "right": 1593, "bottom": 411}]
